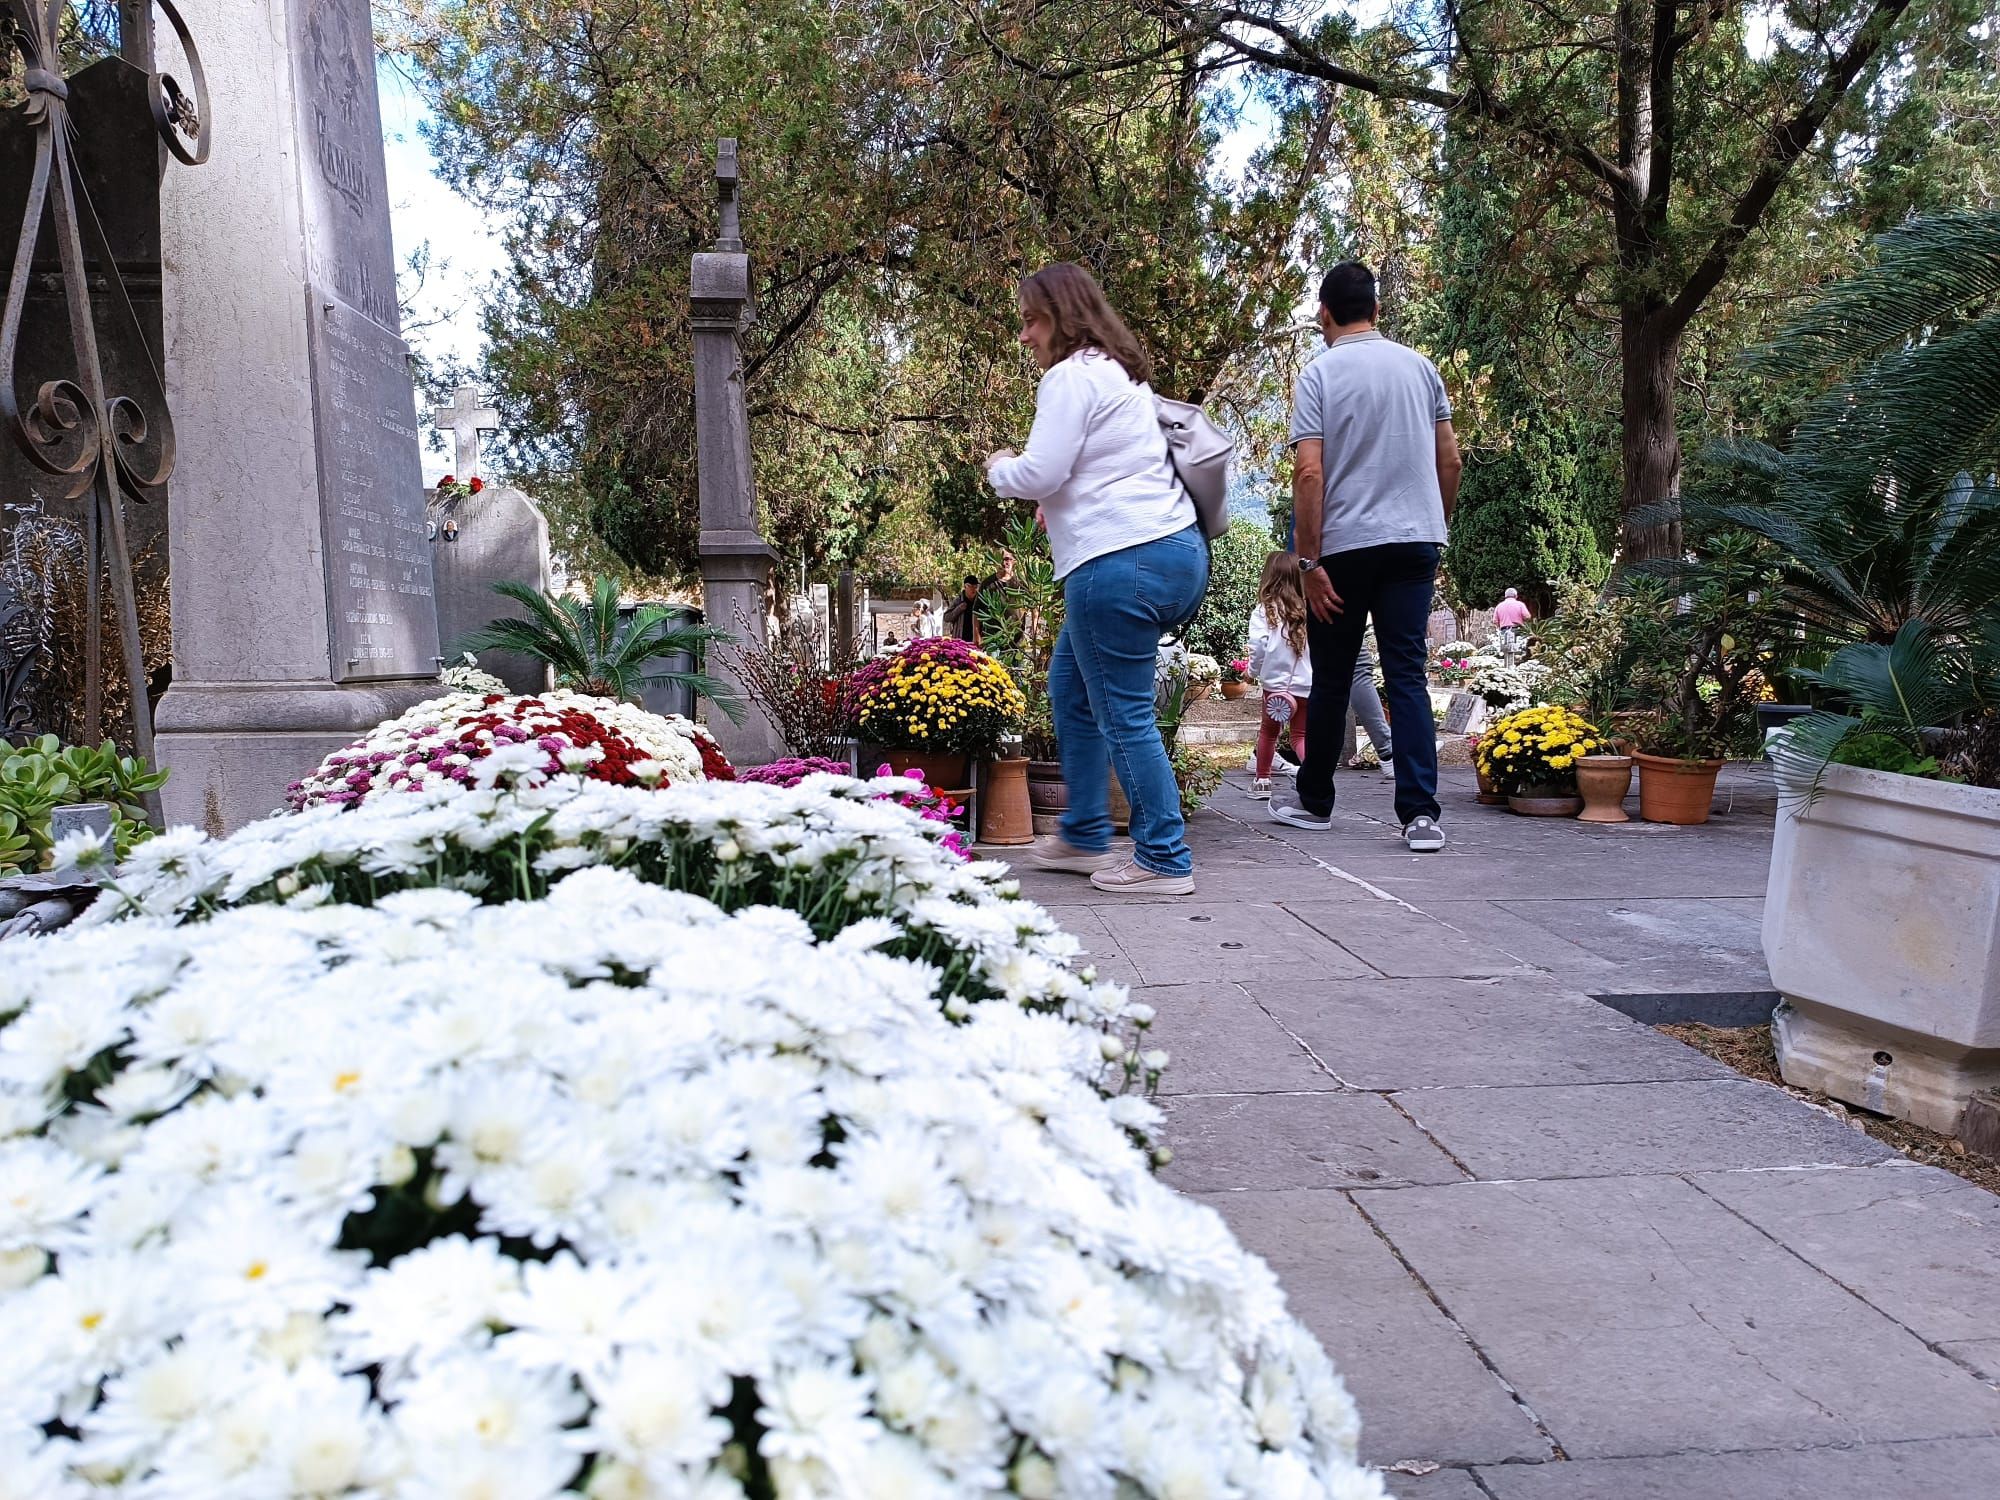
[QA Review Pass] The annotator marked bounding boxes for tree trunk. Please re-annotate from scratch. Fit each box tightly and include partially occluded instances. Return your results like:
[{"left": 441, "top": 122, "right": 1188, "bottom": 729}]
[{"left": 1620, "top": 309, "right": 1684, "bottom": 562}]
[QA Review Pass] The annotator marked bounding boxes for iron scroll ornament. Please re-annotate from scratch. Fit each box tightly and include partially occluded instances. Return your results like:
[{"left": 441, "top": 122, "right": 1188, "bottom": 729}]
[{"left": 0, "top": 0, "right": 210, "bottom": 767}]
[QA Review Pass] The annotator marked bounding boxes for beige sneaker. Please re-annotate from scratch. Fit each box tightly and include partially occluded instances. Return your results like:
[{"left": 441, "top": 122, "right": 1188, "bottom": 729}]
[
  {"left": 1088, "top": 859, "right": 1195, "bottom": 896},
  {"left": 1028, "top": 837, "right": 1120, "bottom": 875}
]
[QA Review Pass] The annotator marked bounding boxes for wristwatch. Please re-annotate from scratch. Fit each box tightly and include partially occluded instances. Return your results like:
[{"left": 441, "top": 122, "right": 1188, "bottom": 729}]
[{"left": 1297, "top": 556, "right": 1321, "bottom": 572}]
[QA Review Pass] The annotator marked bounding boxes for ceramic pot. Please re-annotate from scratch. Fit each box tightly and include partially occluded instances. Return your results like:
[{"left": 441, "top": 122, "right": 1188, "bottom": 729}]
[
  {"left": 1574, "top": 754, "right": 1633, "bottom": 823},
  {"left": 1632, "top": 756, "right": 1728, "bottom": 828},
  {"left": 877, "top": 747, "right": 970, "bottom": 791},
  {"left": 978, "top": 757, "right": 1036, "bottom": 846},
  {"left": 1220, "top": 680, "right": 1250, "bottom": 700},
  {"left": 1472, "top": 744, "right": 1508, "bottom": 805},
  {"left": 1187, "top": 680, "right": 1214, "bottom": 704},
  {"left": 1508, "top": 787, "right": 1584, "bottom": 817},
  {"left": 1633, "top": 752, "right": 1725, "bottom": 825},
  {"left": 1026, "top": 759, "right": 1066, "bottom": 836}
]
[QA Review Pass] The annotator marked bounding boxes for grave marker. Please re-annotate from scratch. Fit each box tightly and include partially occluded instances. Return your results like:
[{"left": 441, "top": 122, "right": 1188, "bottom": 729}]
[{"left": 155, "top": 0, "right": 441, "bottom": 832}]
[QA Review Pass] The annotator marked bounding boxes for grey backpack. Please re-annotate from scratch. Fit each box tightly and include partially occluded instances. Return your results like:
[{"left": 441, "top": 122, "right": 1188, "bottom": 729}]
[{"left": 1155, "top": 394, "right": 1235, "bottom": 540}]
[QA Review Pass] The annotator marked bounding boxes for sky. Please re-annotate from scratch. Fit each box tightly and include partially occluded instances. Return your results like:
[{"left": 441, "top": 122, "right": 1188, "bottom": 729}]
[{"left": 377, "top": 61, "right": 508, "bottom": 485}]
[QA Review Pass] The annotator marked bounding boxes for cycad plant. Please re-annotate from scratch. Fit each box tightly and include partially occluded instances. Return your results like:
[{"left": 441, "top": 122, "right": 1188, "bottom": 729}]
[
  {"left": 458, "top": 575, "right": 740, "bottom": 719},
  {"left": 1693, "top": 212, "right": 2000, "bottom": 658},
  {"left": 1716, "top": 211, "right": 2000, "bottom": 791}
]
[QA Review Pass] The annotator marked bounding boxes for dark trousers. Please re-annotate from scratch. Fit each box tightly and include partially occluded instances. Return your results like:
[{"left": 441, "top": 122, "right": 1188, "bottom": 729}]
[{"left": 1298, "top": 542, "right": 1442, "bottom": 826}]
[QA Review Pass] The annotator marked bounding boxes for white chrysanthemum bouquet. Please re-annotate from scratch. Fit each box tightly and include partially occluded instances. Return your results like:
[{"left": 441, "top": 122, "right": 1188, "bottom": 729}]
[{"left": 1, "top": 862, "right": 1385, "bottom": 1498}]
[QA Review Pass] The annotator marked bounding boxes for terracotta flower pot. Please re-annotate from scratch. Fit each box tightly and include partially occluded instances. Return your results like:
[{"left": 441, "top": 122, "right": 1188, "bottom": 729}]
[
  {"left": 978, "top": 757, "right": 1036, "bottom": 846},
  {"left": 1633, "top": 751, "right": 1725, "bottom": 825},
  {"left": 1574, "top": 754, "right": 1633, "bottom": 823},
  {"left": 1471, "top": 743, "right": 1507, "bottom": 805},
  {"left": 1219, "top": 680, "right": 1250, "bottom": 700},
  {"left": 1508, "top": 788, "right": 1584, "bottom": 817},
  {"left": 875, "top": 746, "right": 970, "bottom": 791},
  {"left": 1187, "top": 680, "right": 1214, "bottom": 704}
]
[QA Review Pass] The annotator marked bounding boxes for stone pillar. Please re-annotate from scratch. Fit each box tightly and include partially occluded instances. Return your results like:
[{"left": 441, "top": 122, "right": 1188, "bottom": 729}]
[
  {"left": 155, "top": 0, "right": 441, "bottom": 832},
  {"left": 692, "top": 139, "right": 782, "bottom": 765}
]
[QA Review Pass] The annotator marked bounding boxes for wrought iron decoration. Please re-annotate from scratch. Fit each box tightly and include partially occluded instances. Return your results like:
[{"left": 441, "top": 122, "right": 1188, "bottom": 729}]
[{"left": 0, "top": 0, "right": 209, "bottom": 763}]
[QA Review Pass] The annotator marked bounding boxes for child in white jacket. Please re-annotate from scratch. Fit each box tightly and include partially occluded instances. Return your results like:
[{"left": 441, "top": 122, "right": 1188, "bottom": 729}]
[{"left": 1246, "top": 553, "right": 1313, "bottom": 798}]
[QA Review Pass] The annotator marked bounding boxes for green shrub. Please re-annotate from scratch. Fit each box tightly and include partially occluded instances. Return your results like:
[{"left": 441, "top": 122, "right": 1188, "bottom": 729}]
[
  {"left": 0, "top": 736, "right": 166, "bottom": 873},
  {"left": 1184, "top": 518, "right": 1270, "bottom": 662}
]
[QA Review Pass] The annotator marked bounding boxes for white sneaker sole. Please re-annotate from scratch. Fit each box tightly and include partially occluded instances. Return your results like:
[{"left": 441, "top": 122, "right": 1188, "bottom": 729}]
[
  {"left": 1089, "top": 868, "right": 1195, "bottom": 895},
  {"left": 1028, "top": 847, "right": 1120, "bottom": 875},
  {"left": 1268, "top": 803, "right": 1332, "bottom": 831}
]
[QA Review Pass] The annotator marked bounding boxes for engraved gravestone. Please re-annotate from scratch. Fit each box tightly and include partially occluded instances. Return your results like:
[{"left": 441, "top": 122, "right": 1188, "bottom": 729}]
[
  {"left": 1442, "top": 691, "right": 1479, "bottom": 736},
  {"left": 308, "top": 301, "right": 436, "bottom": 678},
  {"left": 156, "top": 0, "right": 442, "bottom": 833},
  {"left": 294, "top": 0, "right": 436, "bottom": 680},
  {"left": 431, "top": 483, "right": 552, "bottom": 695}
]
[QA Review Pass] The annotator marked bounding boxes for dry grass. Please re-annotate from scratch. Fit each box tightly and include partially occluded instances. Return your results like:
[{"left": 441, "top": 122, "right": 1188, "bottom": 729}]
[{"left": 1659, "top": 1022, "right": 2000, "bottom": 1195}]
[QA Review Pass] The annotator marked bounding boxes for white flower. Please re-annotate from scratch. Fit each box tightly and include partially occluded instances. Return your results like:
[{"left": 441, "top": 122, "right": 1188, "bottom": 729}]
[{"left": 1, "top": 793, "right": 1379, "bottom": 1499}]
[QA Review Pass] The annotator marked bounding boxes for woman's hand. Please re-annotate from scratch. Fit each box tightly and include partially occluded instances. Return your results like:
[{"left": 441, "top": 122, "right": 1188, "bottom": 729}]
[{"left": 984, "top": 448, "right": 1018, "bottom": 478}]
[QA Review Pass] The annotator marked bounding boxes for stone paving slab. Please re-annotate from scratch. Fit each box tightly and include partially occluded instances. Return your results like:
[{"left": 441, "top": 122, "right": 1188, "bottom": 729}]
[
  {"left": 1941, "top": 1340, "right": 2000, "bottom": 1381},
  {"left": 1398, "top": 1079, "right": 1895, "bottom": 1180},
  {"left": 1475, "top": 1436, "right": 2000, "bottom": 1497},
  {"left": 1196, "top": 1189, "right": 1548, "bottom": 1467},
  {"left": 1133, "top": 983, "right": 1343, "bottom": 1095},
  {"left": 1250, "top": 977, "right": 1734, "bottom": 1091},
  {"left": 1408, "top": 896, "right": 1776, "bottom": 995},
  {"left": 1284, "top": 900, "right": 1538, "bottom": 980},
  {"left": 1360, "top": 1176, "right": 2000, "bottom": 1458},
  {"left": 1160, "top": 1092, "right": 1465, "bottom": 1192},
  {"left": 1689, "top": 1163, "right": 2000, "bottom": 1351},
  {"left": 1385, "top": 1469, "right": 1487, "bottom": 1500},
  {"left": 1090, "top": 900, "right": 1379, "bottom": 985}
]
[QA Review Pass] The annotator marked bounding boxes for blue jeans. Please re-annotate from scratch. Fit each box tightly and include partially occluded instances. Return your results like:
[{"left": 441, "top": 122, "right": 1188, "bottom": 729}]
[
  {"left": 1051, "top": 526, "right": 1210, "bottom": 875},
  {"left": 1299, "top": 542, "right": 1441, "bottom": 826}
]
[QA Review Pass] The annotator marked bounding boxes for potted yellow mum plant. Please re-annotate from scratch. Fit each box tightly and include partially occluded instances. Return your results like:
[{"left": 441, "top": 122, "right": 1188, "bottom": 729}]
[
  {"left": 850, "top": 636, "right": 1026, "bottom": 791},
  {"left": 1476, "top": 705, "right": 1605, "bottom": 817}
]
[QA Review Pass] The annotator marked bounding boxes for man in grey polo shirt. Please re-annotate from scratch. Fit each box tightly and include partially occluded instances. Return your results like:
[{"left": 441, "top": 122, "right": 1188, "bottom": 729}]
[{"left": 1270, "top": 262, "right": 1463, "bottom": 851}]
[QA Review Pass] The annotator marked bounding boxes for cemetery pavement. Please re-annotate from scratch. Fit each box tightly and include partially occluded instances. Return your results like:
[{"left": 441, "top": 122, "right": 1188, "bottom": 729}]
[{"left": 1005, "top": 763, "right": 2000, "bottom": 1498}]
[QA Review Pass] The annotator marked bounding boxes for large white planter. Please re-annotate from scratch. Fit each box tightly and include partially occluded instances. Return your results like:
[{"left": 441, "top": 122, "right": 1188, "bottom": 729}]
[{"left": 1764, "top": 761, "right": 2000, "bottom": 1134}]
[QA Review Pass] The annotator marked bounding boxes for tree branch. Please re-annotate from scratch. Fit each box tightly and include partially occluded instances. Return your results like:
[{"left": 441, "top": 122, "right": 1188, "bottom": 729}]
[
  {"left": 1664, "top": 0, "right": 1915, "bottom": 330},
  {"left": 1169, "top": 1, "right": 1633, "bottom": 197}
]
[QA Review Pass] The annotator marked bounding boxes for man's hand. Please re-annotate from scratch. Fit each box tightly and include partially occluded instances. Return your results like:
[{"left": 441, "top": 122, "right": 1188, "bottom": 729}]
[
  {"left": 1304, "top": 567, "right": 1344, "bottom": 622},
  {"left": 984, "top": 448, "right": 1017, "bottom": 477}
]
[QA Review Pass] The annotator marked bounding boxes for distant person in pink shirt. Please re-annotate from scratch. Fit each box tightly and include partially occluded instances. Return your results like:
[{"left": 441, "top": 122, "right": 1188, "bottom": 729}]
[{"left": 1494, "top": 587, "right": 1532, "bottom": 661}]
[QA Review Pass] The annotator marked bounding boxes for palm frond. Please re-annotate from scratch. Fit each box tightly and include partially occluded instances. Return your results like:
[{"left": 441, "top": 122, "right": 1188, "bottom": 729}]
[{"left": 1747, "top": 211, "right": 2000, "bottom": 379}]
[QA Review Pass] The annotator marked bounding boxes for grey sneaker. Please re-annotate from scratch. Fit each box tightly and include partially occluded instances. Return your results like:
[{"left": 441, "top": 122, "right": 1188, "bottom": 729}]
[
  {"left": 1402, "top": 816, "right": 1445, "bottom": 852},
  {"left": 1089, "top": 859, "right": 1195, "bottom": 896},
  {"left": 1028, "top": 838, "right": 1119, "bottom": 875},
  {"left": 1268, "top": 790, "right": 1332, "bottom": 830},
  {"left": 1379, "top": 757, "right": 1397, "bottom": 780}
]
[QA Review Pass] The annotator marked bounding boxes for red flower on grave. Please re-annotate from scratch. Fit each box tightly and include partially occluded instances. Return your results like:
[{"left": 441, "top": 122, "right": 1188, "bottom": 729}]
[
  {"left": 469, "top": 477, "right": 485, "bottom": 494},
  {"left": 439, "top": 474, "right": 455, "bottom": 487}
]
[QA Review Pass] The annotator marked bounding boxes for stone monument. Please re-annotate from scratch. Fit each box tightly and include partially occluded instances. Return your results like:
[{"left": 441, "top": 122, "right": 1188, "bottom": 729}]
[
  {"left": 155, "top": 0, "right": 441, "bottom": 831},
  {"left": 692, "top": 139, "right": 781, "bottom": 765},
  {"left": 426, "top": 385, "right": 551, "bottom": 694}
]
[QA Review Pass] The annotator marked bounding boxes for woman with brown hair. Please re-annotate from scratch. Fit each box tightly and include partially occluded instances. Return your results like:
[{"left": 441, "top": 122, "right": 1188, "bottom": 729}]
[{"left": 986, "top": 263, "right": 1207, "bottom": 895}]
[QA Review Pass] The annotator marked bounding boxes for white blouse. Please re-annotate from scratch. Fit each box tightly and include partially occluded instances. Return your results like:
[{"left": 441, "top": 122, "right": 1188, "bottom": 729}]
[
  {"left": 1247, "top": 604, "right": 1313, "bottom": 696},
  {"left": 986, "top": 351, "right": 1195, "bottom": 579}
]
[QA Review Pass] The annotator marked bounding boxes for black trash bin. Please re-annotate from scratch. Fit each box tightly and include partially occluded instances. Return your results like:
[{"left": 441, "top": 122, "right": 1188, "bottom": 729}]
[{"left": 621, "top": 602, "right": 704, "bottom": 721}]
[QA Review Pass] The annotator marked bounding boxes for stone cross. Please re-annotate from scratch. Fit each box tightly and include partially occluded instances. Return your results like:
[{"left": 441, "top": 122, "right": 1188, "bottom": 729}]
[
  {"left": 432, "top": 383, "right": 500, "bottom": 478},
  {"left": 692, "top": 138, "right": 781, "bottom": 765}
]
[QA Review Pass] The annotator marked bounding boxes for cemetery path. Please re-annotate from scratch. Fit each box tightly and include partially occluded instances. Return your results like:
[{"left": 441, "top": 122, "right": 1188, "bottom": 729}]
[{"left": 1007, "top": 763, "right": 2000, "bottom": 1498}]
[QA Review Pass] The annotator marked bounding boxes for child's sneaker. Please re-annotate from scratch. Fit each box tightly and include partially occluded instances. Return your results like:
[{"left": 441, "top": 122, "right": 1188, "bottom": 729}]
[{"left": 1249, "top": 777, "right": 1272, "bottom": 800}]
